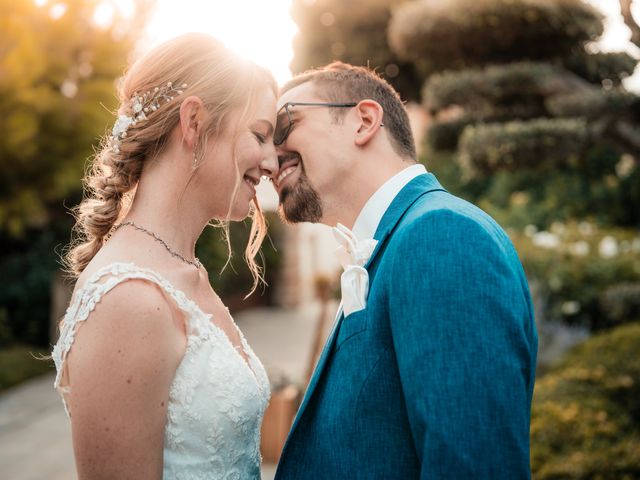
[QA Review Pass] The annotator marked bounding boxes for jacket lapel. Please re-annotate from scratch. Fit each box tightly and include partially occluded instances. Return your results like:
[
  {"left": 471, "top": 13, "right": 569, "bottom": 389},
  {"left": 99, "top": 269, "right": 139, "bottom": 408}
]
[
  {"left": 364, "top": 173, "right": 445, "bottom": 270},
  {"left": 283, "top": 173, "right": 446, "bottom": 441}
]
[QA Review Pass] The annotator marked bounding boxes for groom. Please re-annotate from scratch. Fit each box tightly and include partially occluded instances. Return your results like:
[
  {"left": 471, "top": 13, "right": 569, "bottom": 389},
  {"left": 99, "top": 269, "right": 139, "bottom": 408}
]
[{"left": 271, "top": 62, "right": 537, "bottom": 479}]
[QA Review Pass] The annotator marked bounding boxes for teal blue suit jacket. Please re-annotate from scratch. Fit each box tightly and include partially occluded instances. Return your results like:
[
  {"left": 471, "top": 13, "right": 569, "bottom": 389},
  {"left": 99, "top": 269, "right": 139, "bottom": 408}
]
[{"left": 275, "top": 173, "right": 538, "bottom": 479}]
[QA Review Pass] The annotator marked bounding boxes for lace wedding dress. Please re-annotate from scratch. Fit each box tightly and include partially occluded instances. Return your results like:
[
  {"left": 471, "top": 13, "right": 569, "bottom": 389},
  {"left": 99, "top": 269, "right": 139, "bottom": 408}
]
[{"left": 52, "top": 262, "right": 271, "bottom": 479}]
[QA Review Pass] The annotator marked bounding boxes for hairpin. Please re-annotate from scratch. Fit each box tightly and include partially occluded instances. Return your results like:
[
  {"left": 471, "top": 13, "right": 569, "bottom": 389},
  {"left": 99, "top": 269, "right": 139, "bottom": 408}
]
[{"left": 110, "top": 81, "right": 187, "bottom": 153}]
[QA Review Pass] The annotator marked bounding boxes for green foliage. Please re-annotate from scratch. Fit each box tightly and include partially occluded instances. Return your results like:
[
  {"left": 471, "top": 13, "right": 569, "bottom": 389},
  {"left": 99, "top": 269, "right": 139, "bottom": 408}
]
[
  {"left": 425, "top": 117, "right": 475, "bottom": 151},
  {"left": 389, "top": 0, "right": 603, "bottom": 76},
  {"left": 563, "top": 51, "right": 638, "bottom": 86},
  {"left": 546, "top": 89, "right": 639, "bottom": 118},
  {"left": 511, "top": 224, "right": 640, "bottom": 331},
  {"left": 531, "top": 322, "right": 640, "bottom": 478},
  {"left": 0, "top": 309, "right": 13, "bottom": 347},
  {"left": 197, "top": 212, "right": 284, "bottom": 310},
  {"left": 0, "top": 0, "right": 150, "bottom": 348},
  {"left": 600, "top": 283, "right": 640, "bottom": 327},
  {"left": 423, "top": 61, "right": 639, "bottom": 124},
  {"left": 289, "top": 0, "right": 422, "bottom": 100},
  {"left": 0, "top": 226, "right": 68, "bottom": 346},
  {"left": 458, "top": 117, "right": 588, "bottom": 176},
  {"left": 407, "top": 3, "right": 638, "bottom": 207},
  {"left": 0, "top": 345, "right": 53, "bottom": 391},
  {"left": 447, "top": 143, "right": 640, "bottom": 229},
  {"left": 0, "top": 0, "right": 149, "bottom": 237},
  {"left": 419, "top": 147, "right": 473, "bottom": 199},
  {"left": 423, "top": 62, "right": 559, "bottom": 115}
]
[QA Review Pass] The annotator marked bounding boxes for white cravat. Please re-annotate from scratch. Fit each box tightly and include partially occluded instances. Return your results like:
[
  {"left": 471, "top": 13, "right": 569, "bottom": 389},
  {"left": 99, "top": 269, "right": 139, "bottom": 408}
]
[
  {"left": 332, "top": 223, "right": 377, "bottom": 317},
  {"left": 333, "top": 164, "right": 427, "bottom": 317}
]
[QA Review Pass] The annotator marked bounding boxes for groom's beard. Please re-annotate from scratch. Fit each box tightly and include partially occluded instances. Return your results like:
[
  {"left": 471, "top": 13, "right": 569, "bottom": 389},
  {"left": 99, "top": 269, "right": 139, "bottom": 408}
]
[{"left": 278, "top": 171, "right": 323, "bottom": 224}]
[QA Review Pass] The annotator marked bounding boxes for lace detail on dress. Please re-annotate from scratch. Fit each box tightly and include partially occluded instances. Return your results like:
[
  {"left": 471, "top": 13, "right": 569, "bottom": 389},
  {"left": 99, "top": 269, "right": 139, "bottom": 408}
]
[{"left": 51, "top": 262, "right": 270, "bottom": 479}]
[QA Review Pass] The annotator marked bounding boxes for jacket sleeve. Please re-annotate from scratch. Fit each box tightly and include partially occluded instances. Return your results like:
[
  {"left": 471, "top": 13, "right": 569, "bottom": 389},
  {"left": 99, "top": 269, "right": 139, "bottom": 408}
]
[{"left": 387, "top": 209, "right": 536, "bottom": 479}]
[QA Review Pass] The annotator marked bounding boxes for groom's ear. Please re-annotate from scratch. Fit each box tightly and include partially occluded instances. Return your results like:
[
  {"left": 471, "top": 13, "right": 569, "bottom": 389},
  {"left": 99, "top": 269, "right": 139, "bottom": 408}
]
[
  {"left": 179, "top": 96, "right": 205, "bottom": 148},
  {"left": 353, "top": 100, "right": 384, "bottom": 148}
]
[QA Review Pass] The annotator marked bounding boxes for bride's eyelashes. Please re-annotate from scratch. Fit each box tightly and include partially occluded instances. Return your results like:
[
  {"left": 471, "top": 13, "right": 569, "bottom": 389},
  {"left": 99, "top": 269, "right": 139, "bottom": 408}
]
[{"left": 252, "top": 131, "right": 267, "bottom": 144}]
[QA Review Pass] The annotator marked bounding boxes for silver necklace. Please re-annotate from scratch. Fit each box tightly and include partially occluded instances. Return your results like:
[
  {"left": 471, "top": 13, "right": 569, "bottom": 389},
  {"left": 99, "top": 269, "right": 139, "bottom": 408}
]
[{"left": 114, "top": 221, "right": 202, "bottom": 269}]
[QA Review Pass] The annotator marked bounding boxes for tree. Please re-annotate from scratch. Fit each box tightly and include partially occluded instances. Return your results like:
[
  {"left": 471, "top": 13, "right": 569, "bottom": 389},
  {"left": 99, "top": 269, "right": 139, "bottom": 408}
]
[
  {"left": 388, "top": 0, "right": 639, "bottom": 175},
  {"left": 0, "top": 0, "right": 151, "bottom": 345},
  {"left": 0, "top": 0, "right": 151, "bottom": 237},
  {"left": 288, "top": 0, "right": 422, "bottom": 100}
]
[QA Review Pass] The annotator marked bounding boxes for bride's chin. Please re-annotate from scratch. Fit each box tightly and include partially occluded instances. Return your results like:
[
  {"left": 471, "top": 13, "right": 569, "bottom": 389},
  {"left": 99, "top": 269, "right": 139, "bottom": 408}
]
[{"left": 228, "top": 203, "right": 252, "bottom": 221}]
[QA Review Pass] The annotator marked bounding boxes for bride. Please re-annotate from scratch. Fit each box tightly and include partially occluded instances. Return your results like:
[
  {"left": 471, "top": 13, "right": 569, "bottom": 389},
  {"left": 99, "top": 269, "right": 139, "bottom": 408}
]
[{"left": 51, "top": 33, "right": 278, "bottom": 479}]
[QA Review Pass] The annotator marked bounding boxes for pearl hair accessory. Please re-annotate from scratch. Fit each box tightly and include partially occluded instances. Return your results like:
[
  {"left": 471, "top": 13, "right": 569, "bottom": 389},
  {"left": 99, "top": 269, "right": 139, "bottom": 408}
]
[{"left": 110, "top": 81, "right": 188, "bottom": 153}]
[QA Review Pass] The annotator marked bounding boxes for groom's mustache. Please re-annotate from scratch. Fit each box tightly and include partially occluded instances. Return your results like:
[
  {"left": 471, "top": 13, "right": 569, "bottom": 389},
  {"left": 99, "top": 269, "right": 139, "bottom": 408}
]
[{"left": 278, "top": 152, "right": 301, "bottom": 169}]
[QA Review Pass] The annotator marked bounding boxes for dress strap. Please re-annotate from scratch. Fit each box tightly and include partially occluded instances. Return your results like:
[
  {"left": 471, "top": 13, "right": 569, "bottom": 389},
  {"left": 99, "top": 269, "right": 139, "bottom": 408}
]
[{"left": 51, "top": 262, "right": 211, "bottom": 411}]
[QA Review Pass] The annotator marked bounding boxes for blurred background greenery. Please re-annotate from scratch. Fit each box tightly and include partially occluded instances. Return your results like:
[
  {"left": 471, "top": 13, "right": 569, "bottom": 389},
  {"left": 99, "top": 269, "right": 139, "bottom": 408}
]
[{"left": 1, "top": 0, "right": 639, "bottom": 476}]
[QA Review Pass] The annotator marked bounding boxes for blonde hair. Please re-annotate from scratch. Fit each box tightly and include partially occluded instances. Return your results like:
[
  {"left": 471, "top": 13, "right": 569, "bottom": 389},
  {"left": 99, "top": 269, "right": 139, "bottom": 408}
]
[{"left": 65, "top": 33, "right": 276, "bottom": 294}]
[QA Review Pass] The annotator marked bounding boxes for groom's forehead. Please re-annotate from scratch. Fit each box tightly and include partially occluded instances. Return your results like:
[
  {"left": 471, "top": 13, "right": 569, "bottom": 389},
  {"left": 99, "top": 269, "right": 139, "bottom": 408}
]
[{"left": 276, "top": 82, "right": 319, "bottom": 110}]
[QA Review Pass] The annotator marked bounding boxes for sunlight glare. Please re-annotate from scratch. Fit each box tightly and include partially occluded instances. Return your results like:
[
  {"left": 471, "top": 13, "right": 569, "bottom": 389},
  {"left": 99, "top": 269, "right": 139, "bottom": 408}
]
[
  {"left": 586, "top": 0, "right": 640, "bottom": 92},
  {"left": 49, "top": 3, "right": 67, "bottom": 20},
  {"left": 93, "top": 3, "right": 114, "bottom": 29},
  {"left": 144, "top": 0, "right": 297, "bottom": 85}
]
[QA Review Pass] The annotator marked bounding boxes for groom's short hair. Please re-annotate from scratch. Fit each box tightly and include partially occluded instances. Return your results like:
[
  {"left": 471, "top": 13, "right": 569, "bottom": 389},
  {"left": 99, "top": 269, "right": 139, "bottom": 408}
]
[{"left": 281, "top": 62, "right": 417, "bottom": 161}]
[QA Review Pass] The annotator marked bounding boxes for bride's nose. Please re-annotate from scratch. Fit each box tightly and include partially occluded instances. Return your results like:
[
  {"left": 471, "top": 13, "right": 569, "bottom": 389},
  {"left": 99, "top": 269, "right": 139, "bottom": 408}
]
[{"left": 259, "top": 147, "right": 279, "bottom": 181}]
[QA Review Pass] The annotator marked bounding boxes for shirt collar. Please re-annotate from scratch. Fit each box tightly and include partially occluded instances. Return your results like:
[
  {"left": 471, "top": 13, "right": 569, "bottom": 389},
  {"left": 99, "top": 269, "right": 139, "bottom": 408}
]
[{"left": 351, "top": 164, "right": 427, "bottom": 241}]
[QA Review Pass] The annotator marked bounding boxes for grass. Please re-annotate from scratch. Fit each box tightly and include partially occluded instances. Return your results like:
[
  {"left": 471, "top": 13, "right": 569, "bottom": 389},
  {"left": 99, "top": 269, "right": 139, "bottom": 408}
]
[{"left": 0, "top": 345, "right": 54, "bottom": 392}]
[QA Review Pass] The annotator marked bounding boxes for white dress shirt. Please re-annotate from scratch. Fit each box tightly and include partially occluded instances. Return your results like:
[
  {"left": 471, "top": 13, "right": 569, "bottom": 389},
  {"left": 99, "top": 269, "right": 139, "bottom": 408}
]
[{"left": 351, "top": 164, "right": 427, "bottom": 241}]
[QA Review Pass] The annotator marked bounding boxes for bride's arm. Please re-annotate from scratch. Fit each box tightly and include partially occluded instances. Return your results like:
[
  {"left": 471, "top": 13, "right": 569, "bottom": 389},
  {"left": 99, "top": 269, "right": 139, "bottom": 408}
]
[{"left": 65, "top": 279, "right": 186, "bottom": 480}]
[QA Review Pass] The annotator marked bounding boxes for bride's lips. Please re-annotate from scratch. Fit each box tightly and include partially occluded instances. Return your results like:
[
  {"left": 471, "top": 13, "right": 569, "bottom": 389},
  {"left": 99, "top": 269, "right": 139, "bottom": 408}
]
[
  {"left": 243, "top": 174, "right": 260, "bottom": 195},
  {"left": 275, "top": 154, "right": 301, "bottom": 193}
]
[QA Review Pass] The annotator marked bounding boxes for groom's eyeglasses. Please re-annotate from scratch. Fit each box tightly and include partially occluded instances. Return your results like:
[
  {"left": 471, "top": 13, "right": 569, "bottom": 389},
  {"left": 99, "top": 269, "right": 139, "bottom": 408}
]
[{"left": 274, "top": 102, "right": 357, "bottom": 146}]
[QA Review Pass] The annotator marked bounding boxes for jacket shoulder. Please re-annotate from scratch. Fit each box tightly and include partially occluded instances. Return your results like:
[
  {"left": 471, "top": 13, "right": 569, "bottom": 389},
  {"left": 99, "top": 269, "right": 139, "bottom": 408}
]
[{"left": 399, "top": 190, "right": 508, "bottom": 242}]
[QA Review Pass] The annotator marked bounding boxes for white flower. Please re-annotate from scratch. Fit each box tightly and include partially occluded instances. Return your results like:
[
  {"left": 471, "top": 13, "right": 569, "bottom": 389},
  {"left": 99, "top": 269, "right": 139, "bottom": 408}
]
[
  {"left": 532, "top": 231, "right": 560, "bottom": 249},
  {"left": 561, "top": 301, "right": 581, "bottom": 315},
  {"left": 569, "top": 241, "right": 589, "bottom": 257},
  {"left": 111, "top": 114, "right": 133, "bottom": 138},
  {"left": 615, "top": 154, "right": 635, "bottom": 179},
  {"left": 578, "top": 221, "right": 593, "bottom": 236},
  {"left": 598, "top": 236, "right": 619, "bottom": 258},
  {"left": 524, "top": 224, "right": 538, "bottom": 237},
  {"left": 549, "top": 276, "right": 563, "bottom": 291}
]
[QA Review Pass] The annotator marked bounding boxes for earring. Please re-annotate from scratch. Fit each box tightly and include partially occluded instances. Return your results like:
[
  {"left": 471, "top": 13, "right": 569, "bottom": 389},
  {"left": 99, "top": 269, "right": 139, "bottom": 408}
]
[{"left": 192, "top": 142, "right": 200, "bottom": 169}]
